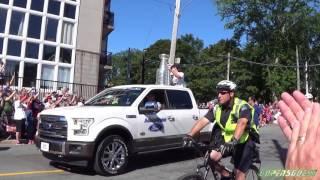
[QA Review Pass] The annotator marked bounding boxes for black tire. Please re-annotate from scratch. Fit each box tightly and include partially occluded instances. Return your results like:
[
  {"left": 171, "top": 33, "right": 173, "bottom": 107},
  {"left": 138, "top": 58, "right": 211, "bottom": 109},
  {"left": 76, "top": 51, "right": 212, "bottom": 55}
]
[
  {"left": 246, "top": 165, "right": 261, "bottom": 180},
  {"left": 177, "top": 172, "right": 204, "bottom": 180},
  {"left": 94, "top": 135, "right": 129, "bottom": 175}
]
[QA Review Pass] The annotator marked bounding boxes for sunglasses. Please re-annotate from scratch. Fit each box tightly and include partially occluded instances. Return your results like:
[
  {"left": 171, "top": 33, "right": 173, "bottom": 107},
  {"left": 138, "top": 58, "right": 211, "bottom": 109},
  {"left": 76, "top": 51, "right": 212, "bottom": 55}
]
[{"left": 218, "top": 91, "right": 230, "bottom": 95}]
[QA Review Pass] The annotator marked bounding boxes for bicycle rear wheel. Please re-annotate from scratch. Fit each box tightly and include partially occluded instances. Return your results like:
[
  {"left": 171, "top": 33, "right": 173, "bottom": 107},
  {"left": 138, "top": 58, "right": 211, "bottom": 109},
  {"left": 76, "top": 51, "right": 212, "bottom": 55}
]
[
  {"left": 245, "top": 165, "right": 261, "bottom": 180},
  {"left": 177, "top": 172, "right": 204, "bottom": 180}
]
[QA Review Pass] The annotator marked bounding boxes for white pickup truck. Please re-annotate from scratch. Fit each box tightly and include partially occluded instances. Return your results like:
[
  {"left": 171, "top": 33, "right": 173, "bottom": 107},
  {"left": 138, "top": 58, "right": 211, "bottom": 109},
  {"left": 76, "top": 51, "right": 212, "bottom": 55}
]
[{"left": 35, "top": 85, "right": 211, "bottom": 175}]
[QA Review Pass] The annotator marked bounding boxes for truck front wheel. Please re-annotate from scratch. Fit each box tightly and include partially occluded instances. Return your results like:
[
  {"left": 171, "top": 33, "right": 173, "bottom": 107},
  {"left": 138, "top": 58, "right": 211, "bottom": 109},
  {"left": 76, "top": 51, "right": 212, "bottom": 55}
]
[{"left": 94, "top": 135, "right": 129, "bottom": 175}]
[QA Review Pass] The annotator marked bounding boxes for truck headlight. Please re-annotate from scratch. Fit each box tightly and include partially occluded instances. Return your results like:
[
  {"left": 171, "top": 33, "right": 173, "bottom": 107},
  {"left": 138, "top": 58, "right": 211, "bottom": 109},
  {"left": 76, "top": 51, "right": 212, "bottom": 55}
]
[{"left": 72, "top": 118, "right": 94, "bottom": 136}]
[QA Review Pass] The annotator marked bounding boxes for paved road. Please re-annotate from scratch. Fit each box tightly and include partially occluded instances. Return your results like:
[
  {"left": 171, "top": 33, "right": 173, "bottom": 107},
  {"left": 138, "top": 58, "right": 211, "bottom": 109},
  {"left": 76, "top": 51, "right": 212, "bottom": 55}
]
[{"left": 0, "top": 124, "right": 288, "bottom": 180}]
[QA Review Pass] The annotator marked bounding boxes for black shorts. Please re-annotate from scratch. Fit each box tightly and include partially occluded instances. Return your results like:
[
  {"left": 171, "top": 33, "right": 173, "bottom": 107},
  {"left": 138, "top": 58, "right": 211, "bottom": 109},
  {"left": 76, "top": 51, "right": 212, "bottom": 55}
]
[
  {"left": 15, "top": 119, "right": 25, "bottom": 132},
  {"left": 232, "top": 139, "right": 256, "bottom": 172}
]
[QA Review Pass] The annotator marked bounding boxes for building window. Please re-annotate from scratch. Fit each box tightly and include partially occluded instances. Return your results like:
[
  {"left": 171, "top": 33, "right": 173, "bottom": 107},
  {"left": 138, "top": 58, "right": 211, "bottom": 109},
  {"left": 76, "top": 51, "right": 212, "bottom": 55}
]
[
  {"left": 45, "top": 18, "right": 58, "bottom": 42},
  {"left": 0, "top": 0, "right": 9, "bottom": 5},
  {"left": 23, "top": 63, "right": 37, "bottom": 87},
  {"left": 58, "top": 66, "right": 70, "bottom": 88},
  {"left": 28, "top": 15, "right": 42, "bottom": 39},
  {"left": 25, "top": 42, "right": 39, "bottom": 59},
  {"left": 9, "top": 11, "right": 25, "bottom": 36},
  {"left": 31, "top": 0, "right": 44, "bottom": 12},
  {"left": 64, "top": 3, "right": 76, "bottom": 19},
  {"left": 0, "top": 8, "right": 7, "bottom": 33},
  {"left": 48, "top": 0, "right": 60, "bottom": 16},
  {"left": 61, "top": 21, "right": 73, "bottom": 45},
  {"left": 41, "top": 64, "right": 54, "bottom": 88},
  {"left": 0, "top": 38, "right": 3, "bottom": 55},
  {"left": 59, "top": 48, "right": 71, "bottom": 63},
  {"left": 43, "top": 45, "right": 56, "bottom": 61},
  {"left": 5, "top": 60, "right": 19, "bottom": 86},
  {"left": 13, "top": 0, "right": 27, "bottom": 8},
  {"left": 7, "top": 39, "right": 21, "bottom": 56}
]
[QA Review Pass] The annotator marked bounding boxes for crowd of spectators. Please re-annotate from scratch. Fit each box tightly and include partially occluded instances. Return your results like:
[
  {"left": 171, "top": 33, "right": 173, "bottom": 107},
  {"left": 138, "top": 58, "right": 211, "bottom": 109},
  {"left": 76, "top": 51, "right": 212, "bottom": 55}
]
[{"left": 0, "top": 79, "right": 86, "bottom": 144}]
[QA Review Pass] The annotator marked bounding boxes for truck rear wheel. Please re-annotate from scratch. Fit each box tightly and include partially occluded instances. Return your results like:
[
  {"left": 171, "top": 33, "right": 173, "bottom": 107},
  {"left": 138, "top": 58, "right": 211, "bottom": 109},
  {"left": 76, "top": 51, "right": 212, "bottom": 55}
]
[{"left": 94, "top": 135, "right": 129, "bottom": 175}]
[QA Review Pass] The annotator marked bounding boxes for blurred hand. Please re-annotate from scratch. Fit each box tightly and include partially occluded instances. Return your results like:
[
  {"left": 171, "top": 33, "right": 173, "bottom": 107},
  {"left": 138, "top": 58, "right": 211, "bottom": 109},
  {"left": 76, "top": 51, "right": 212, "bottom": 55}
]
[{"left": 277, "top": 90, "right": 320, "bottom": 178}]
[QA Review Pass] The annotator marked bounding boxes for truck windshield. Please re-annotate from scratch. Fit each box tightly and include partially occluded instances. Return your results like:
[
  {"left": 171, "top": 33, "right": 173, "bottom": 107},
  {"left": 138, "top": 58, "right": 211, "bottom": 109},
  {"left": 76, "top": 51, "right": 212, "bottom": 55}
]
[{"left": 84, "top": 88, "right": 145, "bottom": 106}]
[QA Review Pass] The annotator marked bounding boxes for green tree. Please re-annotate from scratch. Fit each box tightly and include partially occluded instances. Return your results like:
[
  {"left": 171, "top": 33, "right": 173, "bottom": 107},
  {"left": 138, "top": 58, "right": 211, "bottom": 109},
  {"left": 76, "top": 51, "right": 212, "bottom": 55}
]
[{"left": 215, "top": 0, "right": 320, "bottom": 99}]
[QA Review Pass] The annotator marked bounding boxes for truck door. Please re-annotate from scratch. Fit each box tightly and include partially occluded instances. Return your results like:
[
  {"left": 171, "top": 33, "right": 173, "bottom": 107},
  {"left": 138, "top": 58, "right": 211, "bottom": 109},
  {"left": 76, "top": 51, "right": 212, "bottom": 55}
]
[
  {"left": 165, "top": 90, "right": 200, "bottom": 135},
  {"left": 136, "top": 89, "right": 178, "bottom": 150}
]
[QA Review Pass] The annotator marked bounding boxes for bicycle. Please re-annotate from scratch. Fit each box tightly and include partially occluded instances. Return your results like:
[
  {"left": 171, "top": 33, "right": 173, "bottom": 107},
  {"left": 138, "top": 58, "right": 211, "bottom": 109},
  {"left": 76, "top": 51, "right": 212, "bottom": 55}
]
[{"left": 178, "top": 137, "right": 261, "bottom": 180}]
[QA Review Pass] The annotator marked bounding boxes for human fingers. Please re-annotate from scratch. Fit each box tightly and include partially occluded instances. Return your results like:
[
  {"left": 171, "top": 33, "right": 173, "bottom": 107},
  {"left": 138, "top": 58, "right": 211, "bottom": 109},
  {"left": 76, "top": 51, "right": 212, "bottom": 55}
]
[
  {"left": 306, "top": 103, "right": 320, "bottom": 145},
  {"left": 297, "top": 107, "right": 312, "bottom": 146},
  {"left": 278, "top": 115, "right": 292, "bottom": 141},
  {"left": 287, "top": 120, "right": 300, "bottom": 156},
  {"left": 292, "top": 90, "right": 312, "bottom": 111},
  {"left": 278, "top": 100, "right": 299, "bottom": 129},
  {"left": 281, "top": 92, "right": 304, "bottom": 122}
]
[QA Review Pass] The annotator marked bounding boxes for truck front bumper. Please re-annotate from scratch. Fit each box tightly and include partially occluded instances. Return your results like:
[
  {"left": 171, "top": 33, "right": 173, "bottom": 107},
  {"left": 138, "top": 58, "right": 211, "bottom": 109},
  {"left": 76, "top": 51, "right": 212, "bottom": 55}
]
[{"left": 35, "top": 135, "right": 95, "bottom": 161}]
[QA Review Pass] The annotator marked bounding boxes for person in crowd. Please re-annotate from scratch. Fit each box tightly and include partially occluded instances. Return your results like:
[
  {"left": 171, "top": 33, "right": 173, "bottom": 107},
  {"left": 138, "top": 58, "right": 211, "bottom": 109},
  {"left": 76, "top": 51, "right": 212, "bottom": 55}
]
[
  {"left": 248, "top": 96, "right": 262, "bottom": 127},
  {"left": 168, "top": 64, "right": 185, "bottom": 87},
  {"left": 184, "top": 80, "right": 259, "bottom": 180},
  {"left": 278, "top": 90, "right": 320, "bottom": 179},
  {"left": 13, "top": 91, "right": 26, "bottom": 144},
  {"left": 0, "top": 61, "right": 6, "bottom": 85}
]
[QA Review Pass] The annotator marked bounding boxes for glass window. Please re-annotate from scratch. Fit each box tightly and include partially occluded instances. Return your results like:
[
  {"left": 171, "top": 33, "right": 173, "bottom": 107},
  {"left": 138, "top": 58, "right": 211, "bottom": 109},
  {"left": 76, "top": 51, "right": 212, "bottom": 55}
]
[
  {"left": 23, "top": 63, "right": 37, "bottom": 87},
  {"left": 25, "top": 42, "right": 39, "bottom": 59},
  {"left": 0, "top": 38, "right": 3, "bottom": 54},
  {"left": 45, "top": 18, "right": 58, "bottom": 41},
  {"left": 31, "top": 0, "right": 44, "bottom": 12},
  {"left": 61, "top": 21, "right": 74, "bottom": 45},
  {"left": 58, "top": 66, "right": 70, "bottom": 89},
  {"left": 166, "top": 90, "right": 193, "bottom": 109},
  {"left": 7, "top": 39, "right": 21, "bottom": 56},
  {"left": 0, "top": 8, "right": 7, "bottom": 33},
  {"left": 64, "top": 4, "right": 76, "bottom": 19},
  {"left": 28, "top": 15, "right": 42, "bottom": 39},
  {"left": 48, "top": 0, "right": 60, "bottom": 15},
  {"left": 43, "top": 45, "right": 56, "bottom": 61},
  {"left": 59, "top": 48, "right": 71, "bottom": 63},
  {"left": 5, "top": 60, "right": 19, "bottom": 86},
  {"left": 41, "top": 65, "right": 54, "bottom": 88},
  {"left": 9, "top": 11, "right": 25, "bottom": 36},
  {"left": 13, "top": 0, "right": 27, "bottom": 8},
  {"left": 0, "top": 0, "right": 9, "bottom": 5}
]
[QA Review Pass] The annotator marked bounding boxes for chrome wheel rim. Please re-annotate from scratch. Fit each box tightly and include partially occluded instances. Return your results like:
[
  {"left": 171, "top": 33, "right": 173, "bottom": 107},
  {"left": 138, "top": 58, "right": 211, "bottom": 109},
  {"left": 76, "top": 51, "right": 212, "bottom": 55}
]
[{"left": 101, "top": 141, "right": 126, "bottom": 172}]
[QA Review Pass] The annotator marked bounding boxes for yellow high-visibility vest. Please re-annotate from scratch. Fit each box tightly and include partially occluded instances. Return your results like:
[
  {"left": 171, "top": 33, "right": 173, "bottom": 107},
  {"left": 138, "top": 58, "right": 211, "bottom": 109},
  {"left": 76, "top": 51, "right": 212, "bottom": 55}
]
[{"left": 214, "top": 97, "right": 258, "bottom": 143}]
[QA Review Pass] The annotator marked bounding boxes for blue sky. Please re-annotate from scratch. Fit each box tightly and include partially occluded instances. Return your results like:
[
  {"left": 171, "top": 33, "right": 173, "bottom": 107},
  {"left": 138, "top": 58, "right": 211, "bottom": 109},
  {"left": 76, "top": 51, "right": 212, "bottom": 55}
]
[{"left": 108, "top": 0, "right": 233, "bottom": 53}]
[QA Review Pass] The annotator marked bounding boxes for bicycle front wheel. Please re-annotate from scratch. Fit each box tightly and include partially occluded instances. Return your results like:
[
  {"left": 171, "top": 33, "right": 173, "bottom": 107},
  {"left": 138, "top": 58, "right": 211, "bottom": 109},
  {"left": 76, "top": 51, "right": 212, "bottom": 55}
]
[
  {"left": 246, "top": 165, "right": 261, "bottom": 180},
  {"left": 177, "top": 172, "right": 204, "bottom": 180}
]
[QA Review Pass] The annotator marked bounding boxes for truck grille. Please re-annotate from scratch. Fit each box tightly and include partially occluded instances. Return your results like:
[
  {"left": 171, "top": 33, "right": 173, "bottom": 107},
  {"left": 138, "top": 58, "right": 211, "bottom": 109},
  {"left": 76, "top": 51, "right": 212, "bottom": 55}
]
[{"left": 38, "top": 115, "right": 68, "bottom": 140}]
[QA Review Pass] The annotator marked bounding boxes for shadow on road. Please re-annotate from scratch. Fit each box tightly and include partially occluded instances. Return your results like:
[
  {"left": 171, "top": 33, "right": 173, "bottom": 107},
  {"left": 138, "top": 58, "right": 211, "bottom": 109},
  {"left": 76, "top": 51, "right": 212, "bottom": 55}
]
[
  {"left": 0, "top": 147, "right": 10, "bottom": 151},
  {"left": 272, "top": 139, "right": 287, "bottom": 167},
  {"left": 50, "top": 161, "right": 96, "bottom": 176},
  {"left": 49, "top": 148, "right": 197, "bottom": 176},
  {"left": 126, "top": 148, "right": 197, "bottom": 172}
]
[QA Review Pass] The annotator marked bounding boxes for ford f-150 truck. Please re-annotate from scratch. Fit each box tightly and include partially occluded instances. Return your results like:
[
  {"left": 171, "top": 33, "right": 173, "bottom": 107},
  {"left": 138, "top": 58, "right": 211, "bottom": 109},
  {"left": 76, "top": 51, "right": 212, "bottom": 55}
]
[{"left": 35, "top": 85, "right": 212, "bottom": 175}]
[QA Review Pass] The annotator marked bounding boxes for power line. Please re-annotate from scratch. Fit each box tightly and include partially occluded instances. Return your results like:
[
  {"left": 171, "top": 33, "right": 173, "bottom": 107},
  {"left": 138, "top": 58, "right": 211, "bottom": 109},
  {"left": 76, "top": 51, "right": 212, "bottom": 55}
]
[{"left": 180, "top": 55, "right": 320, "bottom": 68}]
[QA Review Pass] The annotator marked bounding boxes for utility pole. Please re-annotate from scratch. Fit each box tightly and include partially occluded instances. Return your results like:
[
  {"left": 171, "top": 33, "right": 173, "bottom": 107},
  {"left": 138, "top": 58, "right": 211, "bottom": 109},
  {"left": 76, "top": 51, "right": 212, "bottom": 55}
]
[
  {"left": 305, "top": 60, "right": 309, "bottom": 94},
  {"left": 227, "top": 52, "right": 230, "bottom": 80},
  {"left": 168, "top": 0, "right": 181, "bottom": 65},
  {"left": 141, "top": 49, "right": 146, "bottom": 84},
  {"left": 127, "top": 48, "right": 131, "bottom": 84},
  {"left": 296, "top": 46, "right": 300, "bottom": 90}
]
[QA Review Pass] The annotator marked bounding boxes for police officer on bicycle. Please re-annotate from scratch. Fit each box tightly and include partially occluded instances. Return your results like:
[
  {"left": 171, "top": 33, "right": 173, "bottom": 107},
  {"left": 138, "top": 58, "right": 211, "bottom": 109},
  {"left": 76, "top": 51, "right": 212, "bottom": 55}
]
[{"left": 184, "top": 80, "right": 259, "bottom": 180}]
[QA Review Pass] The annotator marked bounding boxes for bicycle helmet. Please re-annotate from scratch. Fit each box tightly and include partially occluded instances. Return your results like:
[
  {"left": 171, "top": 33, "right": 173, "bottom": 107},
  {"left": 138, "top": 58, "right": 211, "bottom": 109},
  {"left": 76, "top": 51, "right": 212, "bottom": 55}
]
[{"left": 216, "top": 80, "right": 237, "bottom": 91}]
